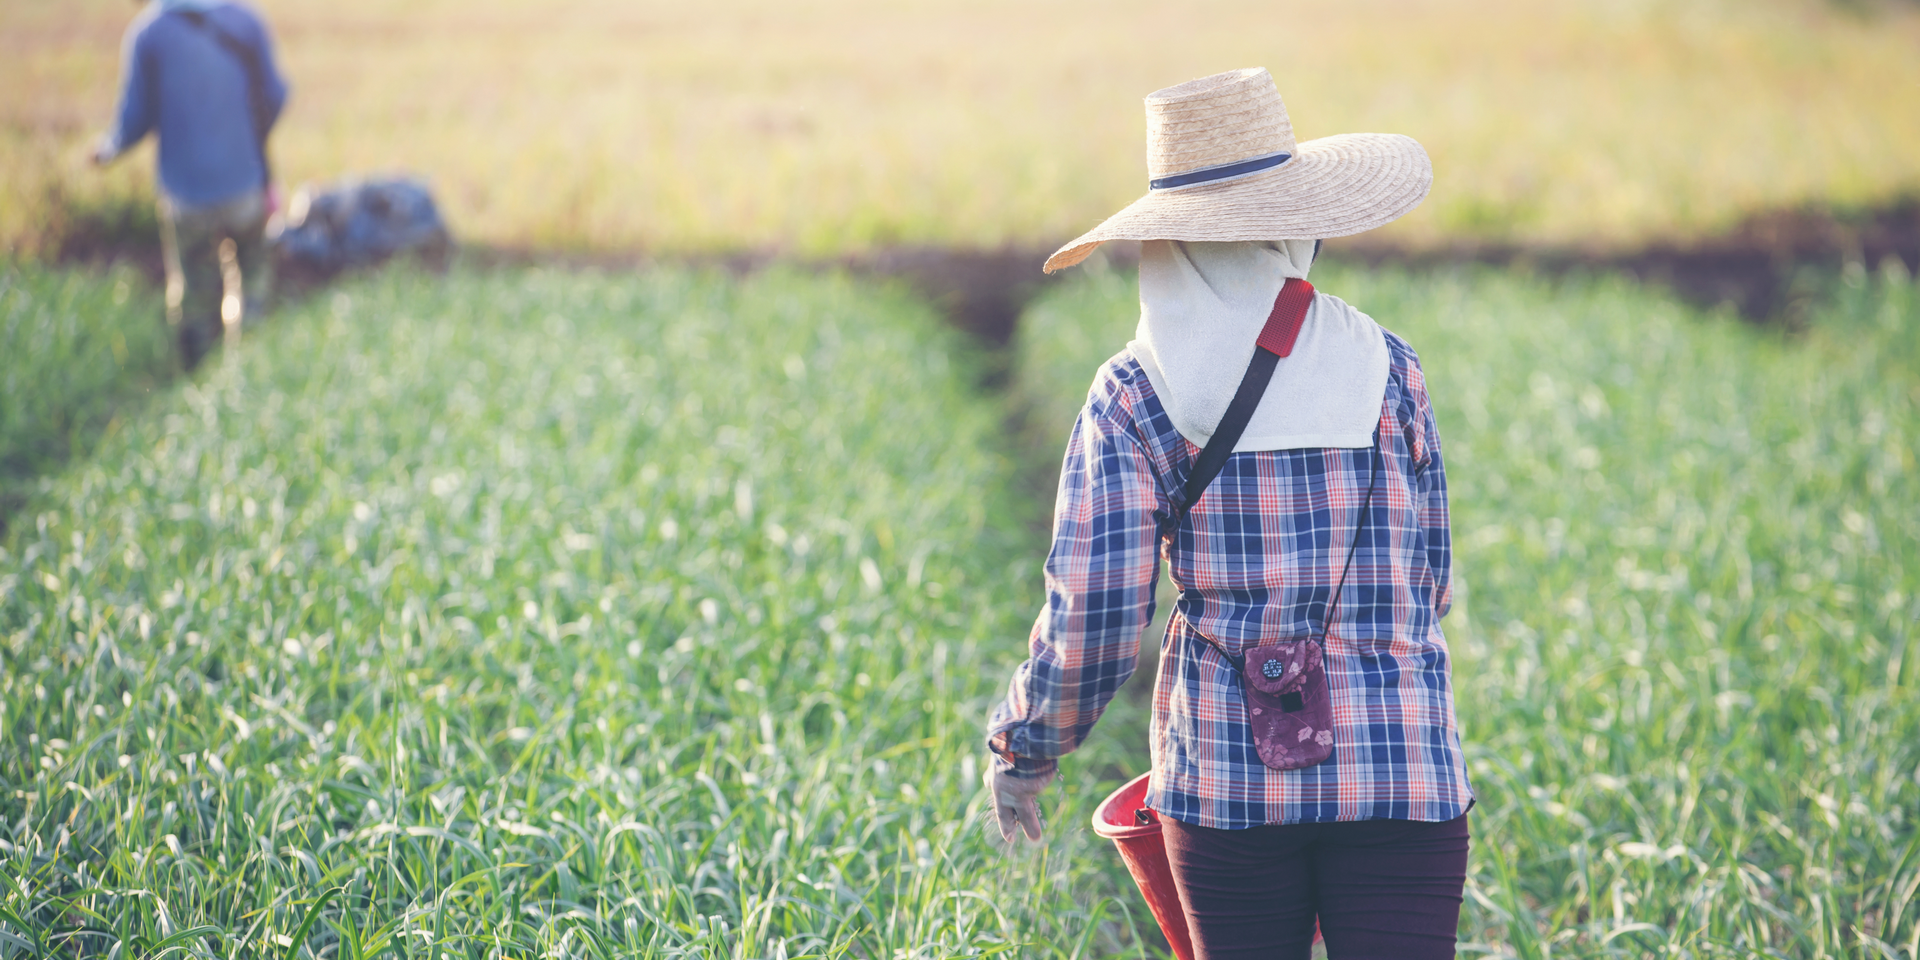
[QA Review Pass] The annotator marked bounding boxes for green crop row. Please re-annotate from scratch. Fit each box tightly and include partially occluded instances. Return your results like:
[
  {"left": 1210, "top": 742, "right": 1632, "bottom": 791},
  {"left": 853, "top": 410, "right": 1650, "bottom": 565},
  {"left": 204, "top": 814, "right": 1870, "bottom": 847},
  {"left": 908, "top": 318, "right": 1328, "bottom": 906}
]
[
  {"left": 0, "top": 266, "right": 1155, "bottom": 958},
  {"left": 1, "top": 265, "right": 173, "bottom": 530},
  {"left": 1013, "top": 257, "right": 1920, "bottom": 957},
  {"left": 4, "top": 254, "right": 1916, "bottom": 958}
]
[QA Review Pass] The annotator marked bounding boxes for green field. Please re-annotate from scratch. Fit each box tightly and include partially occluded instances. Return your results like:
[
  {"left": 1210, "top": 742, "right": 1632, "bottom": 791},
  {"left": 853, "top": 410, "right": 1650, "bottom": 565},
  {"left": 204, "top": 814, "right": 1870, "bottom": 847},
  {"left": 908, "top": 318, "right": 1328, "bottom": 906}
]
[
  {"left": 3, "top": 254, "right": 1917, "bottom": 956},
  {"left": 1, "top": 266, "right": 173, "bottom": 528},
  {"left": 7, "top": 1, "right": 1920, "bottom": 954},
  {"left": 0, "top": 266, "right": 1157, "bottom": 956}
]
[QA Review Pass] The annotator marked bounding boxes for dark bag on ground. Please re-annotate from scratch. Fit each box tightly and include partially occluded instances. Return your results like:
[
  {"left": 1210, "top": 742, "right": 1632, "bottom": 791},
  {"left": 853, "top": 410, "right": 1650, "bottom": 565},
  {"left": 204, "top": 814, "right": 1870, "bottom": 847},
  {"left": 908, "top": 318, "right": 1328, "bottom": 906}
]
[{"left": 271, "top": 177, "right": 451, "bottom": 276}]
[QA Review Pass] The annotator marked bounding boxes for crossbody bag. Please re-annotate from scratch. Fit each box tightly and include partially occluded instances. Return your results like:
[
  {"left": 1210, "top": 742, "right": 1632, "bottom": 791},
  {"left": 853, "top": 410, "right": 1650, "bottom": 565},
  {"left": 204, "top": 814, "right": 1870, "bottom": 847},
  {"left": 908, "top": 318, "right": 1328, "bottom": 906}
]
[{"left": 1158, "top": 277, "right": 1380, "bottom": 771}]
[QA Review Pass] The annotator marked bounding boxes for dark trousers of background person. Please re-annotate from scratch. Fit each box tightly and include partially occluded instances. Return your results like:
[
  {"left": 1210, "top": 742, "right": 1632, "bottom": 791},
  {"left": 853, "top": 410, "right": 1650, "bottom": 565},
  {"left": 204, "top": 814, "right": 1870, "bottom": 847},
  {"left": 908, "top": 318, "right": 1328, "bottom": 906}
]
[
  {"left": 1163, "top": 812, "right": 1470, "bottom": 960},
  {"left": 159, "top": 189, "right": 271, "bottom": 370}
]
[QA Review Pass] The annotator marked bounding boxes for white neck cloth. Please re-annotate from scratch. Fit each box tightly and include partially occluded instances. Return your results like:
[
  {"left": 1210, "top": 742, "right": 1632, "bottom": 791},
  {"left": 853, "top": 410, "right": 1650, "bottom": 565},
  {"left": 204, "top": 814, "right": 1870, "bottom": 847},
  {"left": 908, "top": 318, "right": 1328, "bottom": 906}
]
[{"left": 1129, "top": 239, "right": 1389, "bottom": 451}]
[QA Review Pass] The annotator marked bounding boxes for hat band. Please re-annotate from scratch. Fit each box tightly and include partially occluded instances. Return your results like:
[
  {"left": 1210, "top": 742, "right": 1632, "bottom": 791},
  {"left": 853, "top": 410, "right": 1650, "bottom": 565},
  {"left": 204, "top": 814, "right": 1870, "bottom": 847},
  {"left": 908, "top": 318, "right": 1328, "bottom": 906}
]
[{"left": 1149, "top": 150, "right": 1292, "bottom": 192}]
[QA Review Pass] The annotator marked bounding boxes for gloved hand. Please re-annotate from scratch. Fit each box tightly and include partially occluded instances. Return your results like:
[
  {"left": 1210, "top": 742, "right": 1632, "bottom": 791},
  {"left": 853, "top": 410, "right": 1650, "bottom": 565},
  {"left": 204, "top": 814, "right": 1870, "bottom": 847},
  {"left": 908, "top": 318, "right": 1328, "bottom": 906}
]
[
  {"left": 983, "top": 765, "right": 1052, "bottom": 843},
  {"left": 89, "top": 137, "right": 119, "bottom": 167}
]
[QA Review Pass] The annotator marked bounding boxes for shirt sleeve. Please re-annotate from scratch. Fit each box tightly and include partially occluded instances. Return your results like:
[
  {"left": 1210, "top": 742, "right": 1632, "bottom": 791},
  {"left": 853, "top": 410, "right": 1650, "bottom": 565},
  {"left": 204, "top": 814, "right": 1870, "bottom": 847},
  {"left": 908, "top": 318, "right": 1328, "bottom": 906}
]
[
  {"left": 986, "top": 398, "right": 1165, "bottom": 779},
  {"left": 1409, "top": 362, "right": 1453, "bottom": 621},
  {"left": 106, "top": 22, "right": 158, "bottom": 156}
]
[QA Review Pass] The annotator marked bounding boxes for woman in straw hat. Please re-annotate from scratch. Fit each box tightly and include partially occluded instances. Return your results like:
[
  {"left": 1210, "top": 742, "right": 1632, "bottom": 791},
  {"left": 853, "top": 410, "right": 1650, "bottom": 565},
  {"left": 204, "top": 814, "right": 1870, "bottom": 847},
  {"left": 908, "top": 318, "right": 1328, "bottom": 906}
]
[{"left": 984, "top": 68, "right": 1472, "bottom": 958}]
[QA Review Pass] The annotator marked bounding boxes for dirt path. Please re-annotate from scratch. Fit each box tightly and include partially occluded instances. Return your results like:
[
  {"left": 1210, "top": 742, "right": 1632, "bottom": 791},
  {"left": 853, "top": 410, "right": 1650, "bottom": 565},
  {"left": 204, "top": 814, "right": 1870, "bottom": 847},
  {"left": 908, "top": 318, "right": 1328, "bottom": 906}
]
[
  {"left": 857, "top": 195, "right": 1920, "bottom": 340},
  {"left": 50, "top": 195, "right": 1919, "bottom": 344}
]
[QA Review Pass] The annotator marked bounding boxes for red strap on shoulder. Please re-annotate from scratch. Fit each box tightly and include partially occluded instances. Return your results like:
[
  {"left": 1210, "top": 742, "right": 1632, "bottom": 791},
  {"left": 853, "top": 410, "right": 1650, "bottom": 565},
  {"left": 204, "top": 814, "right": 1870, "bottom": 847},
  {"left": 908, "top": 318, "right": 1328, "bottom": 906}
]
[{"left": 1255, "top": 278, "right": 1315, "bottom": 358}]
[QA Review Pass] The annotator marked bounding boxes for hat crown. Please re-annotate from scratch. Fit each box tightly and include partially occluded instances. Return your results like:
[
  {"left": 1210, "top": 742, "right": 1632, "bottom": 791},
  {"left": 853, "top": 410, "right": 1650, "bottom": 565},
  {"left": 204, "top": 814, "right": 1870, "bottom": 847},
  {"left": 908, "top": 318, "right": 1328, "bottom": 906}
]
[{"left": 1145, "top": 68, "right": 1297, "bottom": 182}]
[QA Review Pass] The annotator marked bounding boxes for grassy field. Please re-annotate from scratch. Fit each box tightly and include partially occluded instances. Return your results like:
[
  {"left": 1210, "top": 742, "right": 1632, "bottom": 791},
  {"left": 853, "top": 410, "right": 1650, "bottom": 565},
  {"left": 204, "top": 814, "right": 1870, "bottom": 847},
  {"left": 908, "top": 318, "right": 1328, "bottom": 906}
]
[
  {"left": 0, "top": 265, "right": 1173, "bottom": 957},
  {"left": 1, "top": 245, "right": 1916, "bottom": 957},
  {"left": 1015, "top": 258, "right": 1920, "bottom": 955},
  {"left": 0, "top": 265, "right": 173, "bottom": 530},
  {"left": 7, "top": 0, "right": 1920, "bottom": 257},
  {"left": 6, "top": 3, "right": 1919, "bottom": 956}
]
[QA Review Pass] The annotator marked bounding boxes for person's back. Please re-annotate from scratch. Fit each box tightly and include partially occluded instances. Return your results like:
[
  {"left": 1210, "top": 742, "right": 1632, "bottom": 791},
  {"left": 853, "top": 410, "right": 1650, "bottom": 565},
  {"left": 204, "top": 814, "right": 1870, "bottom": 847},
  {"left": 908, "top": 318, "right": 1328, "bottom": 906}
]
[
  {"left": 94, "top": 0, "right": 288, "bottom": 368},
  {"left": 983, "top": 69, "right": 1473, "bottom": 960},
  {"left": 110, "top": 2, "right": 282, "bottom": 207}
]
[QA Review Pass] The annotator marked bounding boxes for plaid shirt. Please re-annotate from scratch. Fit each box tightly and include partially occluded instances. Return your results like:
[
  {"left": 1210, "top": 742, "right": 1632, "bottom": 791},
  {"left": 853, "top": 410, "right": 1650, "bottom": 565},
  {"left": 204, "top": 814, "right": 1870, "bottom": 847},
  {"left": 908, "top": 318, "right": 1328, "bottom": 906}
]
[{"left": 988, "top": 325, "right": 1472, "bottom": 829}]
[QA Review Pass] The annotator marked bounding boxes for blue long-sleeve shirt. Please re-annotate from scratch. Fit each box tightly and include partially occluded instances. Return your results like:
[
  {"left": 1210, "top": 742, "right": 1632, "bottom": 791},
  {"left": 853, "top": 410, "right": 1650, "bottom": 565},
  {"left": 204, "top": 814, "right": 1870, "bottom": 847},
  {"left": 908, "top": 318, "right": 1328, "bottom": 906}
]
[{"left": 106, "top": 1, "right": 289, "bottom": 208}]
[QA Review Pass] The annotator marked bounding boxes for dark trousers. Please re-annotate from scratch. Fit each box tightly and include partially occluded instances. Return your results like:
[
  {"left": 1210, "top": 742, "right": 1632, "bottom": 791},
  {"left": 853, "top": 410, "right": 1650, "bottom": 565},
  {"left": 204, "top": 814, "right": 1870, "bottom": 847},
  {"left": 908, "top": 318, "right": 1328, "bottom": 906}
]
[{"left": 1162, "top": 812, "right": 1470, "bottom": 960}]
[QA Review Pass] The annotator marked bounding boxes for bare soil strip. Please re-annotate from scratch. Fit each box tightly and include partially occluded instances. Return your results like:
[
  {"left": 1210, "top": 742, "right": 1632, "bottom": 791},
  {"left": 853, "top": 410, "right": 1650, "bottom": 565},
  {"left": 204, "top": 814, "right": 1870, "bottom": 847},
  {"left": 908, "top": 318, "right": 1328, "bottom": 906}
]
[
  {"left": 865, "top": 195, "right": 1920, "bottom": 341},
  {"left": 1339, "top": 196, "right": 1920, "bottom": 325},
  {"left": 45, "top": 195, "right": 1920, "bottom": 344}
]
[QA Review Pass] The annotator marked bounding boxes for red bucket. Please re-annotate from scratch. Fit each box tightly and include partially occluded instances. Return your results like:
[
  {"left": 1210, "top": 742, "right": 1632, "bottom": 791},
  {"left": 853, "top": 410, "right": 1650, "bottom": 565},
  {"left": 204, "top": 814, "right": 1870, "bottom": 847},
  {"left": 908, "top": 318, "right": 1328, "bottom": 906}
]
[
  {"left": 1092, "top": 773, "right": 1196, "bottom": 960},
  {"left": 1093, "top": 773, "right": 1321, "bottom": 957}
]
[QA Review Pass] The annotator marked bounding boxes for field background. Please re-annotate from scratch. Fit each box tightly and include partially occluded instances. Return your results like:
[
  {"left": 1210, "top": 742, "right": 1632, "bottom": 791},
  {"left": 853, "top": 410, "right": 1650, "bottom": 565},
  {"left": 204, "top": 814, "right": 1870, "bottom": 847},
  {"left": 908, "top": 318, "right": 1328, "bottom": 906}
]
[
  {"left": 5, "top": 0, "right": 1920, "bottom": 955},
  {"left": 6, "top": 0, "right": 1920, "bottom": 256}
]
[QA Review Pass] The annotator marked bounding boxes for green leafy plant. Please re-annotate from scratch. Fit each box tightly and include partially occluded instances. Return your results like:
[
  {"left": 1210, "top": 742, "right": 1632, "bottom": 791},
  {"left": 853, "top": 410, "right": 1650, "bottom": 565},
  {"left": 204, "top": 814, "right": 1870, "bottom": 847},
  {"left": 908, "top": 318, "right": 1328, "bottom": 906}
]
[
  {"left": 0, "top": 265, "right": 1152, "bottom": 958},
  {"left": 0, "top": 264, "right": 172, "bottom": 534}
]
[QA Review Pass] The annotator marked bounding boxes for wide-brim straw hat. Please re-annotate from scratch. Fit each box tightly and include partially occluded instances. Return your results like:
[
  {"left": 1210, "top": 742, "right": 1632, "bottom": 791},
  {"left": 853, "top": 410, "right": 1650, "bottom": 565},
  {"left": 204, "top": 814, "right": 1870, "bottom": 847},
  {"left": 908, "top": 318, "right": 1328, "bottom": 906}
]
[{"left": 1044, "top": 68, "right": 1432, "bottom": 273}]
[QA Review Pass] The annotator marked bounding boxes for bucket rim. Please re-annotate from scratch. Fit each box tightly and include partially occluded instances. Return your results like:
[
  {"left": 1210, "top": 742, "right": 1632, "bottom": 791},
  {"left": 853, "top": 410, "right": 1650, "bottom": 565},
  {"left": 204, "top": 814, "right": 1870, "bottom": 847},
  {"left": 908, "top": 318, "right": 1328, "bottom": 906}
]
[{"left": 1091, "top": 772, "right": 1160, "bottom": 840}]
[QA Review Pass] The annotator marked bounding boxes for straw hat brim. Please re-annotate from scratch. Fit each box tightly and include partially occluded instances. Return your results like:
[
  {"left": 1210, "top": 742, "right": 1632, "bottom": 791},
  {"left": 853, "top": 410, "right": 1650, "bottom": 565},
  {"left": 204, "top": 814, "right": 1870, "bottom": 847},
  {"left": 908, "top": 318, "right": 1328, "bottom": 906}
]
[{"left": 1044, "top": 133, "right": 1432, "bottom": 273}]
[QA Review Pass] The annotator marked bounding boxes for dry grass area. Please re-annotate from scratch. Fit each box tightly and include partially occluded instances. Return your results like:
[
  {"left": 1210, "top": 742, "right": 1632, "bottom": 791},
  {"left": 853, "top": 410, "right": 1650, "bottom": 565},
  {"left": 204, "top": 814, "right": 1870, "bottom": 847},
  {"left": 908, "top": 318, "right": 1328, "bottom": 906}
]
[{"left": 5, "top": 0, "right": 1920, "bottom": 256}]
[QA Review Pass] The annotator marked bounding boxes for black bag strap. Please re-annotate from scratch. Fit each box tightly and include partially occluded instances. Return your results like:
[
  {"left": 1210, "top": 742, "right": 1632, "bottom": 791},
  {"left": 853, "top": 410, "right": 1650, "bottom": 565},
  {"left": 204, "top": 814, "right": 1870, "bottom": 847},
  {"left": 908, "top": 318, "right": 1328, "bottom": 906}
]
[
  {"left": 176, "top": 9, "right": 274, "bottom": 186},
  {"left": 1162, "top": 278, "right": 1379, "bottom": 670},
  {"left": 1165, "top": 278, "right": 1316, "bottom": 530}
]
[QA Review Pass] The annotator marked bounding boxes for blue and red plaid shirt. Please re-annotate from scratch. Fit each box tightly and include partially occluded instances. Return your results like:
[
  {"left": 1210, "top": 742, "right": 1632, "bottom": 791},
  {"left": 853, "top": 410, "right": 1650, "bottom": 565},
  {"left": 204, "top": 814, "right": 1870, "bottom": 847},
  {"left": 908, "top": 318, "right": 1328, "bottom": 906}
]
[{"left": 988, "top": 322, "right": 1472, "bottom": 829}]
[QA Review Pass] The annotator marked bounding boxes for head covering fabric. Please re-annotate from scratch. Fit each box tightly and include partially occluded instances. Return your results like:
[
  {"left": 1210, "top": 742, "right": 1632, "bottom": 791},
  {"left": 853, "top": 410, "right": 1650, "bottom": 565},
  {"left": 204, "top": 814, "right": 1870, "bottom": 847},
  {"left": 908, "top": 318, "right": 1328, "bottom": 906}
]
[{"left": 1129, "top": 240, "right": 1388, "bottom": 452}]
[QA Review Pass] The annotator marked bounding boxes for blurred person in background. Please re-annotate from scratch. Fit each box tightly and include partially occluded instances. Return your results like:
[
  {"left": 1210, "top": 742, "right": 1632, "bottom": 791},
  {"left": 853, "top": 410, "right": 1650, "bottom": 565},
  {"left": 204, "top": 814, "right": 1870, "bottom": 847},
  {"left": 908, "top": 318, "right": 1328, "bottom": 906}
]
[
  {"left": 985, "top": 69, "right": 1471, "bottom": 959},
  {"left": 92, "top": 0, "right": 288, "bottom": 370}
]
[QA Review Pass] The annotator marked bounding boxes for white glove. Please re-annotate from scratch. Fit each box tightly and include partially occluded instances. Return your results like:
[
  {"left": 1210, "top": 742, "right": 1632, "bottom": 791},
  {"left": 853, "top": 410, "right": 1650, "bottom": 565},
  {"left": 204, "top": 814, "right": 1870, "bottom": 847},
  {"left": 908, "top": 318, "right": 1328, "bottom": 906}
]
[{"left": 984, "top": 765, "right": 1052, "bottom": 843}]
